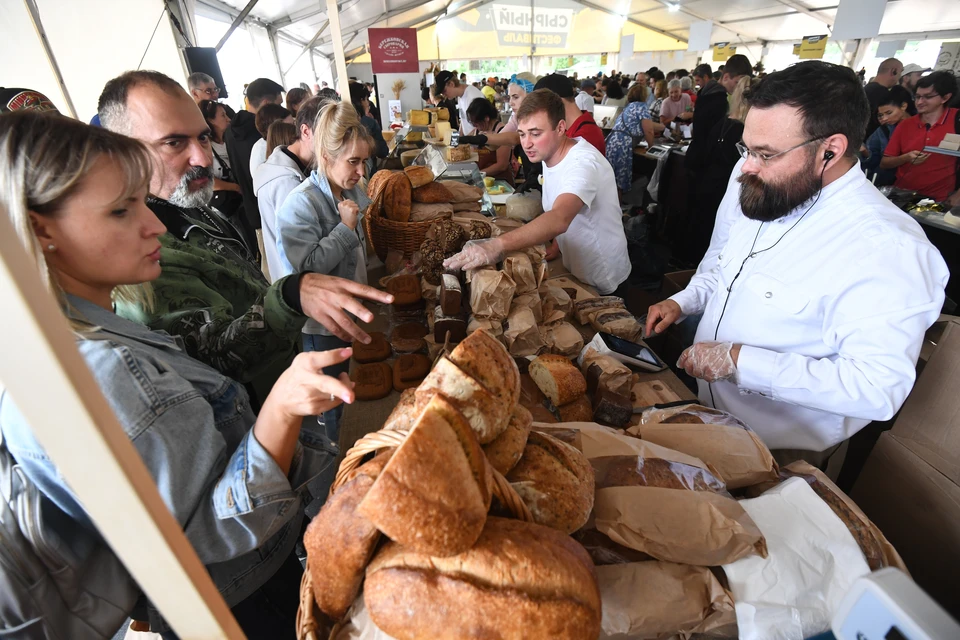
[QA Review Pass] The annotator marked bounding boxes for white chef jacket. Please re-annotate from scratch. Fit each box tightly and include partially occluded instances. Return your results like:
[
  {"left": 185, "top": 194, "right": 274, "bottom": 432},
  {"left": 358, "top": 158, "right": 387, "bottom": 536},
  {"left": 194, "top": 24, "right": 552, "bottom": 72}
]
[{"left": 670, "top": 162, "right": 948, "bottom": 451}]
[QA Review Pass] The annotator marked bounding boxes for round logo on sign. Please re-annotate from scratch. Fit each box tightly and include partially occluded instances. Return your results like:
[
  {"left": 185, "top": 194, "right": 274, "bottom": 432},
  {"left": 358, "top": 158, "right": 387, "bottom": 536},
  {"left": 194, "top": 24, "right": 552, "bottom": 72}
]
[{"left": 379, "top": 37, "right": 409, "bottom": 58}]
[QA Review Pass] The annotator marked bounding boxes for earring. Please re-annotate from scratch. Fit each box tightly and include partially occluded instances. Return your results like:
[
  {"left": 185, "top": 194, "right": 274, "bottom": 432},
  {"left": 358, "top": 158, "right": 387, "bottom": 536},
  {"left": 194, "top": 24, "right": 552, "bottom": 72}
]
[{"left": 47, "top": 244, "right": 55, "bottom": 251}]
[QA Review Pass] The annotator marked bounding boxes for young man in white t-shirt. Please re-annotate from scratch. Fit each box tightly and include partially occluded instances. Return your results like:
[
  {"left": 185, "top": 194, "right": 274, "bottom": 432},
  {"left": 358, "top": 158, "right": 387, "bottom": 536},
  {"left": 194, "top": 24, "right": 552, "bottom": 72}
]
[
  {"left": 445, "top": 89, "right": 631, "bottom": 295},
  {"left": 433, "top": 70, "right": 488, "bottom": 136}
]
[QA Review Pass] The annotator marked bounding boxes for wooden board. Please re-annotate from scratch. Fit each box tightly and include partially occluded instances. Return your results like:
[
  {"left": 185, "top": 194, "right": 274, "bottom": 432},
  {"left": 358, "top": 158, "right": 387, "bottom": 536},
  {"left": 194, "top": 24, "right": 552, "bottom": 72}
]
[{"left": 631, "top": 379, "right": 683, "bottom": 410}]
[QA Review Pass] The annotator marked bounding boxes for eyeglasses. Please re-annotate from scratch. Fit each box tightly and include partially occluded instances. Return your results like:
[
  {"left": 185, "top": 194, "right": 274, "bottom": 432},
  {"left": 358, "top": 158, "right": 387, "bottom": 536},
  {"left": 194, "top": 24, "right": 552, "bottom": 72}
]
[
  {"left": 202, "top": 87, "right": 220, "bottom": 96},
  {"left": 914, "top": 92, "right": 940, "bottom": 102},
  {"left": 735, "top": 137, "right": 823, "bottom": 165}
]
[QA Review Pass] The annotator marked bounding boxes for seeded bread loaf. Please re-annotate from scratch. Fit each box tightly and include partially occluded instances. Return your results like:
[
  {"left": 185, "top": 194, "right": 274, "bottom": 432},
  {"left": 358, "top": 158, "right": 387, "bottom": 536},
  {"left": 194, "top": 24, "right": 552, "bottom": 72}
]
[
  {"left": 403, "top": 165, "right": 435, "bottom": 189},
  {"left": 529, "top": 354, "right": 588, "bottom": 407}
]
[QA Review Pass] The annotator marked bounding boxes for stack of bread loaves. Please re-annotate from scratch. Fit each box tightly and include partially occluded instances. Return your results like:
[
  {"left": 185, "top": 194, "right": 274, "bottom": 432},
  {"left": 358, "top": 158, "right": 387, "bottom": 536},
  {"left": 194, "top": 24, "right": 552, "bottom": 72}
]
[{"left": 304, "top": 330, "right": 601, "bottom": 639}]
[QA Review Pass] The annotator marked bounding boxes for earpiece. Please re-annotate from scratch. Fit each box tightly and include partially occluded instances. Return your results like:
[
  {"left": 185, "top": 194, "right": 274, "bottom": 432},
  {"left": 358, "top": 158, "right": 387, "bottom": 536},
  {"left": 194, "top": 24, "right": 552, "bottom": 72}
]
[{"left": 823, "top": 150, "right": 835, "bottom": 162}]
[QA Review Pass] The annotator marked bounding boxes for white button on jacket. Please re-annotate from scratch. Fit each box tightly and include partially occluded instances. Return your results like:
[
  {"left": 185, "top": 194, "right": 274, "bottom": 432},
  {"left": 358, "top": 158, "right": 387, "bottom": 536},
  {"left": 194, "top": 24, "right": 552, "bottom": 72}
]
[{"left": 671, "top": 162, "right": 948, "bottom": 452}]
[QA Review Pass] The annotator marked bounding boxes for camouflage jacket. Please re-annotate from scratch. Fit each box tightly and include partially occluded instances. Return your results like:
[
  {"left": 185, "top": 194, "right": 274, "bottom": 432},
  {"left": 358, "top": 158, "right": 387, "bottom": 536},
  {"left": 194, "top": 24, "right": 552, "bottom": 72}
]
[{"left": 116, "top": 198, "right": 305, "bottom": 385}]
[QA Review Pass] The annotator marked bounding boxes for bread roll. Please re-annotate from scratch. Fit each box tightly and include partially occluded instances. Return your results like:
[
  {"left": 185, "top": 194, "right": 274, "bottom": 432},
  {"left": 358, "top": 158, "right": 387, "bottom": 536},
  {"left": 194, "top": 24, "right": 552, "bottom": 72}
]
[
  {"left": 392, "top": 354, "right": 431, "bottom": 391},
  {"left": 507, "top": 431, "right": 595, "bottom": 534},
  {"left": 304, "top": 452, "right": 392, "bottom": 620},
  {"left": 403, "top": 165, "right": 435, "bottom": 189},
  {"left": 529, "top": 354, "right": 587, "bottom": 407},
  {"left": 364, "top": 517, "right": 601, "bottom": 640},
  {"left": 482, "top": 404, "right": 532, "bottom": 475},
  {"left": 448, "top": 329, "right": 521, "bottom": 410},
  {"left": 415, "top": 356, "right": 510, "bottom": 444},
  {"left": 358, "top": 394, "right": 492, "bottom": 557}
]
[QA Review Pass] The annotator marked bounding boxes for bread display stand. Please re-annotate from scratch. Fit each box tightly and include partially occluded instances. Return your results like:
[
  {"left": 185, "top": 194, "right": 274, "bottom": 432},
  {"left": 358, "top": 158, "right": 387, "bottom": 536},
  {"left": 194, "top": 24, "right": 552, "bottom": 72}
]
[{"left": 296, "top": 428, "right": 534, "bottom": 640}]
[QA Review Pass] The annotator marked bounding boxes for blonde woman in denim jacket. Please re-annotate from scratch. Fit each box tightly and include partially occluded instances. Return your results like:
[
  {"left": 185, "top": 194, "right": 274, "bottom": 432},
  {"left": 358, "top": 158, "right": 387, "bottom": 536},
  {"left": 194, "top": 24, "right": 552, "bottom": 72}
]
[
  {"left": 0, "top": 111, "right": 354, "bottom": 637},
  {"left": 276, "top": 100, "right": 374, "bottom": 444}
]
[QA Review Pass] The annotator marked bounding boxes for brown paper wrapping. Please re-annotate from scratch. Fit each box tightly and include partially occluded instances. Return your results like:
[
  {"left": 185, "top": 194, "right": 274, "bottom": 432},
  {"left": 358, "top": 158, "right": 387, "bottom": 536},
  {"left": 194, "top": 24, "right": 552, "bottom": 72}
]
[
  {"left": 423, "top": 334, "right": 446, "bottom": 360},
  {"left": 468, "top": 269, "right": 516, "bottom": 320},
  {"left": 626, "top": 422, "right": 779, "bottom": 491},
  {"left": 596, "top": 562, "right": 737, "bottom": 640},
  {"left": 524, "top": 245, "right": 548, "bottom": 288},
  {"left": 332, "top": 597, "right": 398, "bottom": 640},
  {"left": 503, "top": 307, "right": 544, "bottom": 357},
  {"left": 465, "top": 265, "right": 496, "bottom": 284},
  {"left": 541, "top": 322, "right": 585, "bottom": 358},
  {"left": 582, "top": 348, "right": 633, "bottom": 397},
  {"left": 493, "top": 217, "right": 524, "bottom": 234},
  {"left": 421, "top": 278, "right": 439, "bottom": 303},
  {"left": 503, "top": 253, "right": 538, "bottom": 294},
  {"left": 548, "top": 275, "right": 598, "bottom": 302},
  {"left": 437, "top": 180, "right": 484, "bottom": 203},
  {"left": 409, "top": 203, "right": 454, "bottom": 222},
  {"left": 467, "top": 316, "right": 504, "bottom": 343},
  {"left": 535, "top": 424, "right": 767, "bottom": 567},
  {"left": 509, "top": 290, "right": 542, "bottom": 323},
  {"left": 540, "top": 282, "right": 574, "bottom": 325}
]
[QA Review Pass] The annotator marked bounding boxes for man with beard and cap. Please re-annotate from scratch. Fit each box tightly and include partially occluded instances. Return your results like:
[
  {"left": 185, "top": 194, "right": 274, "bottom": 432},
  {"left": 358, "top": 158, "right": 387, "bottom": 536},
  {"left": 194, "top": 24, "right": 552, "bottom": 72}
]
[
  {"left": 644, "top": 61, "right": 948, "bottom": 475},
  {"left": 98, "top": 70, "right": 393, "bottom": 414}
]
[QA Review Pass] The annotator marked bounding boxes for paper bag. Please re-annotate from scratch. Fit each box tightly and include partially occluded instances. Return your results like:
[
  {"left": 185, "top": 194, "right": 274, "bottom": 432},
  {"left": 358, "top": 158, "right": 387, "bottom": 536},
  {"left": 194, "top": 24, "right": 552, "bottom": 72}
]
[
  {"left": 524, "top": 244, "right": 548, "bottom": 288},
  {"left": 638, "top": 403, "right": 750, "bottom": 429},
  {"left": 332, "top": 597, "right": 398, "bottom": 640},
  {"left": 503, "top": 306, "right": 545, "bottom": 356},
  {"left": 581, "top": 348, "right": 633, "bottom": 397},
  {"left": 421, "top": 278, "right": 439, "bottom": 302},
  {"left": 540, "top": 322, "right": 585, "bottom": 358},
  {"left": 510, "top": 290, "right": 542, "bottom": 323},
  {"left": 468, "top": 316, "right": 504, "bottom": 343},
  {"left": 464, "top": 265, "right": 496, "bottom": 284},
  {"left": 503, "top": 252, "right": 538, "bottom": 294},
  {"left": 537, "top": 424, "right": 767, "bottom": 567},
  {"left": 596, "top": 562, "right": 736, "bottom": 640},
  {"left": 468, "top": 269, "right": 516, "bottom": 320},
  {"left": 626, "top": 422, "right": 778, "bottom": 491},
  {"left": 540, "top": 282, "right": 574, "bottom": 325}
]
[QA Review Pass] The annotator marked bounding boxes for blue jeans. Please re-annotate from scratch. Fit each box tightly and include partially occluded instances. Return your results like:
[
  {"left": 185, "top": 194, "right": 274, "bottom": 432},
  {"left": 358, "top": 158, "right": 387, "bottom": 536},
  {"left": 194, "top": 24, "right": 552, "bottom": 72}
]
[{"left": 301, "top": 333, "right": 350, "bottom": 444}]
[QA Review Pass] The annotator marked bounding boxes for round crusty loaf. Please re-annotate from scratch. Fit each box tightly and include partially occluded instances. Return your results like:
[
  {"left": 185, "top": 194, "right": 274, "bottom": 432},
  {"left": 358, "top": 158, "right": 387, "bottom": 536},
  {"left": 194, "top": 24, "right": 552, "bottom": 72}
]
[
  {"left": 482, "top": 404, "right": 532, "bottom": 476},
  {"left": 304, "top": 451, "right": 392, "bottom": 620},
  {"left": 507, "top": 430, "right": 595, "bottom": 534},
  {"left": 448, "top": 329, "right": 521, "bottom": 411},
  {"left": 364, "top": 516, "right": 601, "bottom": 640},
  {"left": 415, "top": 356, "right": 511, "bottom": 444},
  {"left": 383, "top": 388, "right": 418, "bottom": 431},
  {"left": 358, "top": 394, "right": 492, "bottom": 557}
]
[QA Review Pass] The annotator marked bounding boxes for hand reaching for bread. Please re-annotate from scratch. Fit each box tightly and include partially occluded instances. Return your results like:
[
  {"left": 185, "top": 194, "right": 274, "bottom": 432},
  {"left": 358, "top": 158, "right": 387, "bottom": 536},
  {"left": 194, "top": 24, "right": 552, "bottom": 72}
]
[
  {"left": 443, "top": 237, "right": 505, "bottom": 271},
  {"left": 255, "top": 349, "right": 355, "bottom": 474},
  {"left": 299, "top": 273, "right": 395, "bottom": 344}
]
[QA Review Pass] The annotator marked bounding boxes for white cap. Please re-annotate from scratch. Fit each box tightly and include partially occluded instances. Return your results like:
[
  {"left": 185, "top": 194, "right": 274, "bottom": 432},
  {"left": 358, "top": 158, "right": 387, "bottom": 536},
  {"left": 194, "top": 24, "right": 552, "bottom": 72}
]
[{"left": 902, "top": 63, "right": 930, "bottom": 75}]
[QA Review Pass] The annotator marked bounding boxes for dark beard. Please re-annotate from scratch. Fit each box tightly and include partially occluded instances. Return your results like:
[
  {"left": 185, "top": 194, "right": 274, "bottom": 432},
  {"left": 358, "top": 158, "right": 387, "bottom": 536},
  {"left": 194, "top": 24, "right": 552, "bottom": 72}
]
[{"left": 738, "top": 160, "right": 823, "bottom": 222}]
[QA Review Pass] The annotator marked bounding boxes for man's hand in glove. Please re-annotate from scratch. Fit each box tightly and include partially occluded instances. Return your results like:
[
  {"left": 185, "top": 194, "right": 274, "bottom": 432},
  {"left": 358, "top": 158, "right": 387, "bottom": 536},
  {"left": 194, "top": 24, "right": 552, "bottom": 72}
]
[
  {"left": 677, "top": 342, "right": 741, "bottom": 383},
  {"left": 457, "top": 134, "right": 488, "bottom": 147},
  {"left": 443, "top": 238, "right": 506, "bottom": 271}
]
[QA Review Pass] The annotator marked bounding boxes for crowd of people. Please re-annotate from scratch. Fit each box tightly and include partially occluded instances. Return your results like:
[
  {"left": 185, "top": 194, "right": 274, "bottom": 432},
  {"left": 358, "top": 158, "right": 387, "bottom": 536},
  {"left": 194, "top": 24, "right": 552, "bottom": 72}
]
[{"left": 0, "top": 50, "right": 957, "bottom": 638}]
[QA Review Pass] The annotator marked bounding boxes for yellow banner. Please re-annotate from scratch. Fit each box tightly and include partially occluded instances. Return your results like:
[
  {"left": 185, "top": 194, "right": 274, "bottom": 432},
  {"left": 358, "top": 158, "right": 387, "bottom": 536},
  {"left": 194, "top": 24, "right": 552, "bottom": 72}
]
[
  {"left": 567, "top": 55, "right": 574, "bottom": 67},
  {"left": 600, "top": 53, "right": 607, "bottom": 65},
  {"left": 713, "top": 42, "right": 736, "bottom": 61},
  {"left": 798, "top": 34, "right": 828, "bottom": 59}
]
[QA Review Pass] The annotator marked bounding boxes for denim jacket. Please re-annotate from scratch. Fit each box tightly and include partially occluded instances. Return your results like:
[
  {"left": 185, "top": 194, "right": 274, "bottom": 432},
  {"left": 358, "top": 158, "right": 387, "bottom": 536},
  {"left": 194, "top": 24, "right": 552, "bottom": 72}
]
[
  {"left": 276, "top": 170, "right": 369, "bottom": 335},
  {"left": 0, "top": 296, "right": 334, "bottom": 610}
]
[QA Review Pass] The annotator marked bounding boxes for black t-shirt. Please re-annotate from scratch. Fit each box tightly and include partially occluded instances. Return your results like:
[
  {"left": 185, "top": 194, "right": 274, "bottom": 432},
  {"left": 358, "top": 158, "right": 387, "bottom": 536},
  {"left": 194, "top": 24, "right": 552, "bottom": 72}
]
[
  {"left": 864, "top": 82, "right": 891, "bottom": 140},
  {"left": 280, "top": 146, "right": 309, "bottom": 176}
]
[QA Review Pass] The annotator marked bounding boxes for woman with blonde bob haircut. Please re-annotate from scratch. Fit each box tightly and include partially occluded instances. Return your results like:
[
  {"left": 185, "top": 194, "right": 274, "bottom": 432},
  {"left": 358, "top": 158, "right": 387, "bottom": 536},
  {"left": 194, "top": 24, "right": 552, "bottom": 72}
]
[
  {"left": 0, "top": 111, "right": 354, "bottom": 635},
  {"left": 276, "top": 99, "right": 374, "bottom": 442}
]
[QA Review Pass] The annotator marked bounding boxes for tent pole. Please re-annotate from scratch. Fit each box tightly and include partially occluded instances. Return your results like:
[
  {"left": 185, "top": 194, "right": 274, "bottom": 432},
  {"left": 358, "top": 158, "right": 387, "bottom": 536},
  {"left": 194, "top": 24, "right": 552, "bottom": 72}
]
[
  {"left": 268, "top": 26, "right": 286, "bottom": 87},
  {"left": 0, "top": 208, "right": 244, "bottom": 638},
  {"left": 285, "top": 20, "right": 330, "bottom": 77},
  {"left": 327, "top": 0, "right": 351, "bottom": 98},
  {"left": 22, "top": 0, "right": 77, "bottom": 118},
  {"left": 216, "top": 0, "right": 260, "bottom": 51}
]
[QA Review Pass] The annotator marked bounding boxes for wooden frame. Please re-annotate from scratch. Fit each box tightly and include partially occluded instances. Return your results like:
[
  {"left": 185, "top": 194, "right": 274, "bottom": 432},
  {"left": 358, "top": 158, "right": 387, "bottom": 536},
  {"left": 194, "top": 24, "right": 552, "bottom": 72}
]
[{"left": 0, "top": 210, "right": 244, "bottom": 636}]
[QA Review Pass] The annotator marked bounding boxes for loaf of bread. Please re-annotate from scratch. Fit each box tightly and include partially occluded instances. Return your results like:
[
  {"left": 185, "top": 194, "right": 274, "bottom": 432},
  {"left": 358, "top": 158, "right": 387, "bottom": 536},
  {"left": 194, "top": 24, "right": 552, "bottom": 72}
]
[
  {"left": 445, "top": 145, "right": 472, "bottom": 163},
  {"left": 438, "top": 180, "right": 484, "bottom": 203},
  {"left": 592, "top": 388, "right": 633, "bottom": 427},
  {"left": 352, "top": 331, "right": 391, "bottom": 363},
  {"left": 358, "top": 394, "right": 492, "bottom": 557},
  {"left": 389, "top": 322, "right": 427, "bottom": 354},
  {"left": 352, "top": 362, "right": 393, "bottom": 400},
  {"left": 507, "top": 431, "right": 595, "bottom": 534},
  {"left": 412, "top": 181, "right": 455, "bottom": 204},
  {"left": 304, "top": 452, "right": 392, "bottom": 620},
  {"left": 392, "top": 353, "right": 431, "bottom": 391},
  {"left": 403, "top": 165, "right": 435, "bottom": 189},
  {"left": 431, "top": 219, "right": 467, "bottom": 254},
  {"left": 364, "top": 517, "right": 601, "bottom": 640},
  {"left": 574, "top": 296, "right": 625, "bottom": 325},
  {"left": 591, "top": 308, "right": 644, "bottom": 343},
  {"left": 386, "top": 274, "right": 421, "bottom": 306},
  {"left": 383, "top": 388, "right": 418, "bottom": 431},
  {"left": 415, "top": 356, "right": 511, "bottom": 444},
  {"left": 439, "top": 273, "right": 462, "bottom": 315},
  {"left": 377, "top": 171, "right": 413, "bottom": 222},
  {"left": 557, "top": 395, "right": 593, "bottom": 423},
  {"left": 482, "top": 404, "right": 532, "bottom": 475},
  {"left": 592, "top": 456, "right": 728, "bottom": 493},
  {"left": 448, "top": 329, "right": 521, "bottom": 410},
  {"left": 433, "top": 306, "right": 466, "bottom": 344},
  {"left": 530, "top": 354, "right": 588, "bottom": 407},
  {"left": 465, "top": 219, "right": 492, "bottom": 240}
]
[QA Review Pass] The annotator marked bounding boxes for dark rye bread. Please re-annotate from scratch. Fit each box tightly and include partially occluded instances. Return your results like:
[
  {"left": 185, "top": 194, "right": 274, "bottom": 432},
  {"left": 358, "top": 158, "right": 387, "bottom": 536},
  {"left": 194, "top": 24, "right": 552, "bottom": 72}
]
[
  {"left": 352, "top": 331, "right": 391, "bottom": 363},
  {"left": 592, "top": 456, "right": 728, "bottom": 493},
  {"left": 351, "top": 362, "right": 393, "bottom": 400}
]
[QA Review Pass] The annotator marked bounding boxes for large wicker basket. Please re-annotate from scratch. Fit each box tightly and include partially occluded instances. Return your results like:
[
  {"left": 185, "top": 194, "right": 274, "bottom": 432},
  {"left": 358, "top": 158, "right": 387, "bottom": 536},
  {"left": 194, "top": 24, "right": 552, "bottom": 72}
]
[
  {"left": 296, "top": 427, "right": 534, "bottom": 640},
  {"left": 363, "top": 177, "right": 450, "bottom": 262}
]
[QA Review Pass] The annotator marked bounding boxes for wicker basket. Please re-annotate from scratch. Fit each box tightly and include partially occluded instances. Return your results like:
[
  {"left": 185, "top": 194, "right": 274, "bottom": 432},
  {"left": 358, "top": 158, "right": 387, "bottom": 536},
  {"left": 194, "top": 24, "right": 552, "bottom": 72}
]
[
  {"left": 363, "top": 178, "right": 450, "bottom": 262},
  {"left": 296, "top": 427, "right": 534, "bottom": 640}
]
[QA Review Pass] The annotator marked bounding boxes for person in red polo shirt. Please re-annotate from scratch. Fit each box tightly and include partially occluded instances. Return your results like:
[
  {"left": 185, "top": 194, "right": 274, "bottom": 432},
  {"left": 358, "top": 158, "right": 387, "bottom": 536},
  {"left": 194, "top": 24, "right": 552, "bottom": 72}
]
[
  {"left": 882, "top": 71, "right": 959, "bottom": 206},
  {"left": 535, "top": 73, "right": 606, "bottom": 154}
]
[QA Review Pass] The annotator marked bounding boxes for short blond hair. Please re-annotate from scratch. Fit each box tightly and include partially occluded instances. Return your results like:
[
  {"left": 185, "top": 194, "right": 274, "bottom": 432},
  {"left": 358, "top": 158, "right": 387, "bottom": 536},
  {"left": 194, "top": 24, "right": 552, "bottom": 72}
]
[{"left": 0, "top": 111, "right": 155, "bottom": 329}]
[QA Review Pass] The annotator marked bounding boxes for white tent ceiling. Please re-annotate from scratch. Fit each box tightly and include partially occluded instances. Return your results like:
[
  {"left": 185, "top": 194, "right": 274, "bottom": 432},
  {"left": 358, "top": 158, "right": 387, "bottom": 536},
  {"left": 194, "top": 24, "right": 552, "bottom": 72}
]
[{"left": 199, "top": 0, "right": 960, "bottom": 59}]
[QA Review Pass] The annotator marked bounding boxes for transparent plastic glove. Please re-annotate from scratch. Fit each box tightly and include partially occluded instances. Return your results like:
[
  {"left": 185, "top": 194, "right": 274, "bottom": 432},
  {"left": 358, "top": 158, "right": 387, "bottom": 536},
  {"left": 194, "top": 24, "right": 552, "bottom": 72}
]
[
  {"left": 677, "top": 341, "right": 737, "bottom": 383},
  {"left": 443, "top": 238, "right": 505, "bottom": 271}
]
